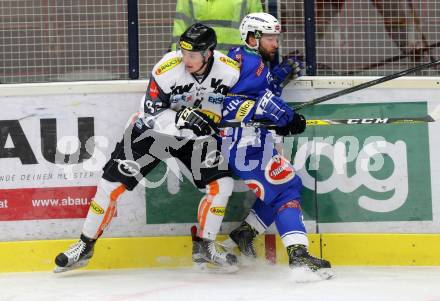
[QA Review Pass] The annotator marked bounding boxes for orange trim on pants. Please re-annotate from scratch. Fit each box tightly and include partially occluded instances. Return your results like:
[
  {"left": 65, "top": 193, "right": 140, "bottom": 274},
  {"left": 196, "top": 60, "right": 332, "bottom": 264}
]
[
  {"left": 95, "top": 184, "right": 126, "bottom": 239},
  {"left": 197, "top": 180, "right": 219, "bottom": 237},
  {"left": 207, "top": 180, "right": 219, "bottom": 196},
  {"left": 197, "top": 197, "right": 212, "bottom": 238}
]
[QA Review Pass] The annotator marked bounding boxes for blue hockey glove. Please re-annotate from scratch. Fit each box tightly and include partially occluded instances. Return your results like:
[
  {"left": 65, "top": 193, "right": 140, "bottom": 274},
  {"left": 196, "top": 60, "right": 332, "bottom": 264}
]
[
  {"left": 254, "top": 90, "right": 293, "bottom": 127},
  {"left": 271, "top": 56, "right": 303, "bottom": 88}
]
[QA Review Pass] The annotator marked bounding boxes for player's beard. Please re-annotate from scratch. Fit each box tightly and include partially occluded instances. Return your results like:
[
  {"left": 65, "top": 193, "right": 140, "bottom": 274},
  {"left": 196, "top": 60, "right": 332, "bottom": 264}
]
[{"left": 259, "top": 45, "right": 276, "bottom": 62}]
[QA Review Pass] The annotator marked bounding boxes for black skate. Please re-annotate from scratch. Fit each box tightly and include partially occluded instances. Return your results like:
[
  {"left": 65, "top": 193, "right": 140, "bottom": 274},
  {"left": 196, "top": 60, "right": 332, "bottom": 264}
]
[
  {"left": 228, "top": 221, "right": 258, "bottom": 263},
  {"left": 191, "top": 226, "right": 238, "bottom": 273},
  {"left": 54, "top": 234, "right": 96, "bottom": 273},
  {"left": 287, "top": 244, "right": 334, "bottom": 281}
]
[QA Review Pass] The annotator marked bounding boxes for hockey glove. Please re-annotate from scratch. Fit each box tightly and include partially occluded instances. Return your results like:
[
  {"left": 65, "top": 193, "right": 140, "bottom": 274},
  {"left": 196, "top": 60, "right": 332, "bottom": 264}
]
[
  {"left": 275, "top": 113, "right": 307, "bottom": 136},
  {"left": 254, "top": 90, "right": 293, "bottom": 128},
  {"left": 175, "top": 107, "right": 219, "bottom": 136},
  {"left": 273, "top": 56, "right": 303, "bottom": 83},
  {"left": 270, "top": 56, "right": 303, "bottom": 95}
]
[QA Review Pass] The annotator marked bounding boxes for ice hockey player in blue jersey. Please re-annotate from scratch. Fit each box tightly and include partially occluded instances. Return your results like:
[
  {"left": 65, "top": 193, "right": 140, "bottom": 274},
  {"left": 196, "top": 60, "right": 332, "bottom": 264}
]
[{"left": 221, "top": 12, "right": 333, "bottom": 280}]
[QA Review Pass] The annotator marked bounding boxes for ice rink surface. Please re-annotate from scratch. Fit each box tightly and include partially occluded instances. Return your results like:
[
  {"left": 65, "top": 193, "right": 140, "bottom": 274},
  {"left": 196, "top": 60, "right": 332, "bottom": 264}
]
[{"left": 1, "top": 265, "right": 440, "bottom": 301}]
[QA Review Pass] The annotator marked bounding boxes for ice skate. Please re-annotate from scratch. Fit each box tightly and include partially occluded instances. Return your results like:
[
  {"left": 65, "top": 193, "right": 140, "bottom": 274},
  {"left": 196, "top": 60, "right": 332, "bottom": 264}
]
[
  {"left": 287, "top": 244, "right": 334, "bottom": 281},
  {"left": 228, "top": 221, "right": 258, "bottom": 265},
  {"left": 53, "top": 234, "right": 96, "bottom": 273},
  {"left": 191, "top": 226, "right": 238, "bottom": 273}
]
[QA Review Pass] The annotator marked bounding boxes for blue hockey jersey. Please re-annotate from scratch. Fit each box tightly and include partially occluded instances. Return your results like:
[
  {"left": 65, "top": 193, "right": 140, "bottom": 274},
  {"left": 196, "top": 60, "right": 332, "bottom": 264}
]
[{"left": 227, "top": 46, "right": 274, "bottom": 99}]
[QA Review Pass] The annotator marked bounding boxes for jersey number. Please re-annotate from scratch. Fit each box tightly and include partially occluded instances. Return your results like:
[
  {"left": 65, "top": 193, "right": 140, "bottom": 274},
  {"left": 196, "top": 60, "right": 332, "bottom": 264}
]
[{"left": 144, "top": 99, "right": 156, "bottom": 114}]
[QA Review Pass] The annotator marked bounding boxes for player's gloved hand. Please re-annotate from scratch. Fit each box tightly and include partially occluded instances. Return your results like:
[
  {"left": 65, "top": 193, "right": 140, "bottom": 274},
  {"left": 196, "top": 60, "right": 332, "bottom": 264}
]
[
  {"left": 275, "top": 113, "right": 306, "bottom": 136},
  {"left": 175, "top": 106, "right": 219, "bottom": 136},
  {"left": 254, "top": 89, "right": 293, "bottom": 127},
  {"left": 271, "top": 56, "right": 303, "bottom": 88}
]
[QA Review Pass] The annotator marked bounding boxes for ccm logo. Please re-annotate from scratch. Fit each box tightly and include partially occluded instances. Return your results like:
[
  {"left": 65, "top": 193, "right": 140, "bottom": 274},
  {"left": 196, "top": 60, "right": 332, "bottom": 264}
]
[{"left": 347, "top": 118, "right": 389, "bottom": 124}]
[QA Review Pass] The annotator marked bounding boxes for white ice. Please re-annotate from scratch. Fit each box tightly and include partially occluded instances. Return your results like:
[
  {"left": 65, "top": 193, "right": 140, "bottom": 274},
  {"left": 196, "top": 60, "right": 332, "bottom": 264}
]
[{"left": 1, "top": 265, "right": 440, "bottom": 301}]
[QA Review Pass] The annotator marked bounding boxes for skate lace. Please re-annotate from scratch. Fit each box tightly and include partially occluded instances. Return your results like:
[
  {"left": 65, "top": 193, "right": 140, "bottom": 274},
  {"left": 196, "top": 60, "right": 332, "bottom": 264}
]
[
  {"left": 231, "top": 223, "right": 257, "bottom": 256},
  {"left": 65, "top": 241, "right": 87, "bottom": 261},
  {"left": 207, "top": 241, "right": 227, "bottom": 263},
  {"left": 236, "top": 237, "right": 255, "bottom": 257},
  {"left": 288, "top": 246, "right": 324, "bottom": 271},
  {"left": 242, "top": 238, "right": 255, "bottom": 252}
]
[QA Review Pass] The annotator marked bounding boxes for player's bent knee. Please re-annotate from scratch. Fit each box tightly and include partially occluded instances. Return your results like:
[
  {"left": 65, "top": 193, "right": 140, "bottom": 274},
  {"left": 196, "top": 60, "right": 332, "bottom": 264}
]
[
  {"left": 213, "top": 177, "right": 234, "bottom": 197},
  {"left": 102, "top": 141, "right": 154, "bottom": 191}
]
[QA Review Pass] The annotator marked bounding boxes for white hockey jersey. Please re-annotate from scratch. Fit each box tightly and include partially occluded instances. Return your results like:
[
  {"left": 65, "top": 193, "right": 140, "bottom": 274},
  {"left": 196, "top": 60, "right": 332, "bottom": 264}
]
[{"left": 141, "top": 50, "right": 240, "bottom": 137}]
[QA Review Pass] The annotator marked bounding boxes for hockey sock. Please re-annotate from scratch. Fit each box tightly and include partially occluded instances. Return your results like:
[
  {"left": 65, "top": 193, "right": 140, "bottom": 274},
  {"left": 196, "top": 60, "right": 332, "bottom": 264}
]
[
  {"left": 244, "top": 199, "right": 275, "bottom": 234},
  {"left": 197, "top": 177, "right": 233, "bottom": 240},
  {"left": 82, "top": 178, "right": 126, "bottom": 239},
  {"left": 274, "top": 200, "right": 309, "bottom": 247}
]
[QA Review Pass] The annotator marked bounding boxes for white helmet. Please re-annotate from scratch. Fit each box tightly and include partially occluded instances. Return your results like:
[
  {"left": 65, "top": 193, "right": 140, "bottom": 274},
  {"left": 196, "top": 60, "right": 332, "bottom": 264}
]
[{"left": 239, "top": 13, "right": 281, "bottom": 49}]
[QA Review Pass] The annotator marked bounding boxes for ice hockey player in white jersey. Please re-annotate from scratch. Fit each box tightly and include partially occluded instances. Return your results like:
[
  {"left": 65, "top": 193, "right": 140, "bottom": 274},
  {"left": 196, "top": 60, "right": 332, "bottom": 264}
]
[{"left": 54, "top": 23, "right": 240, "bottom": 273}]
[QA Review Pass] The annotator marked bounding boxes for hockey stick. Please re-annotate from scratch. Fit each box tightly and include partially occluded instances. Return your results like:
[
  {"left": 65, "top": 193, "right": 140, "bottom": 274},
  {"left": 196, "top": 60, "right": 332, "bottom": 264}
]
[
  {"left": 220, "top": 105, "right": 440, "bottom": 129},
  {"left": 292, "top": 59, "right": 440, "bottom": 111},
  {"left": 306, "top": 105, "right": 440, "bottom": 126},
  {"left": 219, "top": 59, "right": 440, "bottom": 129},
  {"left": 342, "top": 41, "right": 440, "bottom": 76}
]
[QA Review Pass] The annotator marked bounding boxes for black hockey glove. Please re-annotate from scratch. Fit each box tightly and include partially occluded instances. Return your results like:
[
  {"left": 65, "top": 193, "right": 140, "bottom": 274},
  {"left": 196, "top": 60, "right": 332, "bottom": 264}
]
[
  {"left": 175, "top": 107, "right": 219, "bottom": 136},
  {"left": 275, "top": 113, "right": 306, "bottom": 136}
]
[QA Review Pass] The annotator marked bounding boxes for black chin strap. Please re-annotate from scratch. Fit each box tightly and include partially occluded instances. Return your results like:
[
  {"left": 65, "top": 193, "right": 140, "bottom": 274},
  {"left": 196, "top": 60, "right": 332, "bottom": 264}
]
[{"left": 192, "top": 53, "right": 214, "bottom": 80}]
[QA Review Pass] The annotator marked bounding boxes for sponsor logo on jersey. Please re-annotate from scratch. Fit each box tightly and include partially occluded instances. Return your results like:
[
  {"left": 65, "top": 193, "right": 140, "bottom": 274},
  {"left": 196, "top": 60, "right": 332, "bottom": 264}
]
[
  {"left": 245, "top": 180, "right": 265, "bottom": 200},
  {"left": 171, "top": 82, "right": 194, "bottom": 95},
  {"left": 255, "top": 60, "right": 265, "bottom": 77},
  {"left": 234, "top": 54, "right": 242, "bottom": 67},
  {"left": 155, "top": 57, "right": 182, "bottom": 75},
  {"left": 235, "top": 100, "right": 254, "bottom": 121},
  {"left": 211, "top": 78, "right": 229, "bottom": 94},
  {"left": 149, "top": 79, "right": 159, "bottom": 99},
  {"left": 225, "top": 98, "right": 242, "bottom": 113},
  {"left": 90, "top": 200, "right": 105, "bottom": 215},
  {"left": 209, "top": 207, "right": 226, "bottom": 216},
  {"left": 264, "top": 154, "right": 295, "bottom": 185},
  {"left": 179, "top": 40, "right": 193, "bottom": 50},
  {"left": 219, "top": 56, "right": 240, "bottom": 71},
  {"left": 208, "top": 94, "right": 224, "bottom": 104}
]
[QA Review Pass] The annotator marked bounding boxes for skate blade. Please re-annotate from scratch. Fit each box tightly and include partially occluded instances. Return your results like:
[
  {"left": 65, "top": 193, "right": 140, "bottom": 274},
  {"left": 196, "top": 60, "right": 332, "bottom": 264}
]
[
  {"left": 53, "top": 259, "right": 90, "bottom": 273},
  {"left": 192, "top": 262, "right": 239, "bottom": 274},
  {"left": 238, "top": 254, "right": 256, "bottom": 267},
  {"left": 220, "top": 239, "right": 256, "bottom": 267},
  {"left": 288, "top": 266, "right": 335, "bottom": 282},
  {"left": 219, "top": 238, "right": 237, "bottom": 250},
  {"left": 317, "top": 268, "right": 335, "bottom": 280}
]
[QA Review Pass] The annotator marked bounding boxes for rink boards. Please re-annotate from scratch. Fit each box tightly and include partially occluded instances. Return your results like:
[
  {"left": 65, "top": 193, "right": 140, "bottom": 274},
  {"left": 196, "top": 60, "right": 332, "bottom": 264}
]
[
  {"left": 0, "top": 77, "right": 439, "bottom": 271},
  {"left": 1, "top": 233, "right": 440, "bottom": 272}
]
